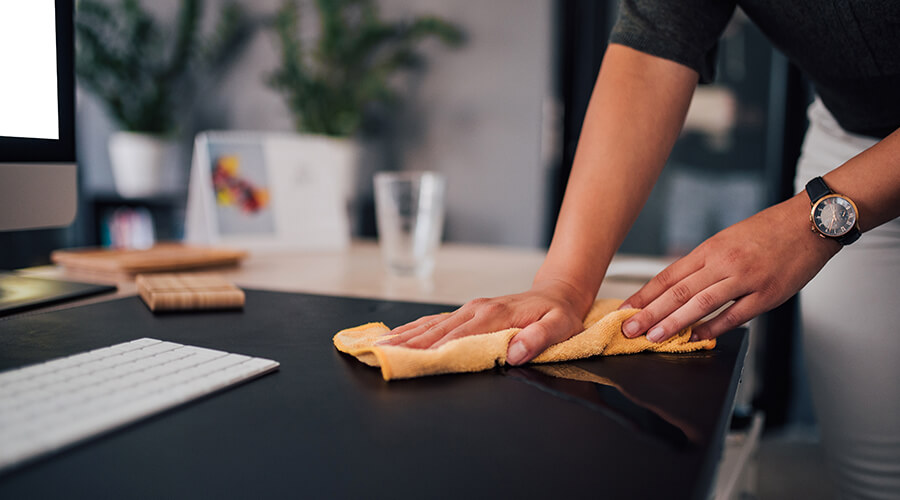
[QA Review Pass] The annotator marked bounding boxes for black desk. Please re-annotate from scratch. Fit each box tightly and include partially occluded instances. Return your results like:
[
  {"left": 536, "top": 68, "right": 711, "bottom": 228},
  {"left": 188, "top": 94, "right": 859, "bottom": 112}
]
[{"left": 0, "top": 290, "right": 747, "bottom": 499}]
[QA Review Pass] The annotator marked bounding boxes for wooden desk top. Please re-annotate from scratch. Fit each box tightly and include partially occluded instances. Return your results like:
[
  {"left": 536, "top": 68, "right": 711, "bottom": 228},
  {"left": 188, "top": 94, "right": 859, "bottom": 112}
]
[{"left": 22, "top": 240, "right": 670, "bottom": 309}]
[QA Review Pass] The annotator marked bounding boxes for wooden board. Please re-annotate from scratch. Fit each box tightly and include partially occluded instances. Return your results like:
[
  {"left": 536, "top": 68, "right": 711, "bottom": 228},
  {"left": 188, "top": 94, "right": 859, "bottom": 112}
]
[
  {"left": 136, "top": 273, "right": 245, "bottom": 311},
  {"left": 51, "top": 244, "right": 247, "bottom": 277}
]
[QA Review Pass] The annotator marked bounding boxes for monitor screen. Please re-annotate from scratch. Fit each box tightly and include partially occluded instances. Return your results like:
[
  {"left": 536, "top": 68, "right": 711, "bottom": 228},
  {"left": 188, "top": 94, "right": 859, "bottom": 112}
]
[
  {"left": 0, "top": 2, "right": 60, "bottom": 141},
  {"left": 0, "top": 0, "right": 77, "bottom": 232}
]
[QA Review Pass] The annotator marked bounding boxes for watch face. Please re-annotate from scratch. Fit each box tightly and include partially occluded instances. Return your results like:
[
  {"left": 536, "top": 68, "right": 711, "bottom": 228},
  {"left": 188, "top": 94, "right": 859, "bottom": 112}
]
[{"left": 812, "top": 195, "right": 857, "bottom": 237}]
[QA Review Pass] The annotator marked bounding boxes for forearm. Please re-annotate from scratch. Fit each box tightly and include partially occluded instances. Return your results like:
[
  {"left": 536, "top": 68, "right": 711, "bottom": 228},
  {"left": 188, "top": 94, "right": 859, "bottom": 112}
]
[
  {"left": 620, "top": 122, "right": 900, "bottom": 344},
  {"left": 820, "top": 126, "right": 900, "bottom": 231},
  {"left": 534, "top": 44, "right": 698, "bottom": 310}
]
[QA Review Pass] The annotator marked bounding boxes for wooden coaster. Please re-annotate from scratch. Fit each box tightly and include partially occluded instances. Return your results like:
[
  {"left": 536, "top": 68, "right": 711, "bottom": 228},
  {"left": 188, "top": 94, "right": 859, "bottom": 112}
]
[{"left": 136, "top": 273, "right": 245, "bottom": 312}]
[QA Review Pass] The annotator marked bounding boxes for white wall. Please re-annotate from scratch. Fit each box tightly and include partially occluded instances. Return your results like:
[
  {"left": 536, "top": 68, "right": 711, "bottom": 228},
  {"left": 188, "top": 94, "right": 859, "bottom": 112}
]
[
  {"left": 77, "top": 0, "right": 556, "bottom": 247},
  {"left": 378, "top": 0, "right": 555, "bottom": 247}
]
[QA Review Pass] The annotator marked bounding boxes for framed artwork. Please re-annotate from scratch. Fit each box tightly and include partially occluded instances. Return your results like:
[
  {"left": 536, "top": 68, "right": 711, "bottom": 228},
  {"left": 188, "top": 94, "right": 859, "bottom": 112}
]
[{"left": 185, "top": 131, "right": 353, "bottom": 250}]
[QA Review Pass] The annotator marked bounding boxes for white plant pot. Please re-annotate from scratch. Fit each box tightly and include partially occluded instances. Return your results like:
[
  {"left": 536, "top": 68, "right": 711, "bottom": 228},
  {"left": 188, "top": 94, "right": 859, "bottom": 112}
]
[
  {"left": 108, "top": 131, "right": 168, "bottom": 198},
  {"left": 289, "top": 133, "right": 359, "bottom": 223},
  {"left": 295, "top": 134, "right": 359, "bottom": 239},
  {"left": 315, "top": 135, "right": 358, "bottom": 207}
]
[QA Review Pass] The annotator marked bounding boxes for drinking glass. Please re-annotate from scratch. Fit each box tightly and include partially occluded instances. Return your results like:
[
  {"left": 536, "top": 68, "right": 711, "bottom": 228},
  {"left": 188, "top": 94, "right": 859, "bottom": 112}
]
[{"left": 374, "top": 171, "right": 446, "bottom": 277}]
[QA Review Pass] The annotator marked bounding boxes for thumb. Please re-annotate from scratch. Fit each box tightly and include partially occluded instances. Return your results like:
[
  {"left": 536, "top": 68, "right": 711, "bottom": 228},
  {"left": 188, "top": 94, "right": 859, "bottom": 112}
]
[{"left": 506, "top": 312, "right": 578, "bottom": 366}]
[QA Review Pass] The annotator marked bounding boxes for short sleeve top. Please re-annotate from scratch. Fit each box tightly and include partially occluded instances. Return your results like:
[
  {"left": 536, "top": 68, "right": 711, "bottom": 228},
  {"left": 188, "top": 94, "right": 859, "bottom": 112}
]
[{"left": 609, "top": 0, "right": 900, "bottom": 139}]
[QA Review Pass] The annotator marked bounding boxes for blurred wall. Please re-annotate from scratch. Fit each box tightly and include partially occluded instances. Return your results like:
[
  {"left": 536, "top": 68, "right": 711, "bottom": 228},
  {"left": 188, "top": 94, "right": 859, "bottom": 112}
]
[{"left": 77, "top": 0, "right": 556, "bottom": 248}]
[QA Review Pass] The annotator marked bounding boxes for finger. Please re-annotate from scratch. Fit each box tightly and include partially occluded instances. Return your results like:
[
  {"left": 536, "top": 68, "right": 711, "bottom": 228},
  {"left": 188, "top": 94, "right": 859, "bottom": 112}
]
[
  {"left": 389, "top": 313, "right": 448, "bottom": 336},
  {"left": 506, "top": 311, "right": 578, "bottom": 366},
  {"left": 640, "top": 277, "right": 742, "bottom": 343},
  {"left": 394, "top": 311, "right": 475, "bottom": 349},
  {"left": 619, "top": 255, "right": 704, "bottom": 311},
  {"left": 378, "top": 313, "right": 460, "bottom": 346},
  {"left": 622, "top": 268, "right": 732, "bottom": 338},
  {"left": 690, "top": 294, "right": 762, "bottom": 341},
  {"left": 429, "top": 315, "right": 511, "bottom": 350}
]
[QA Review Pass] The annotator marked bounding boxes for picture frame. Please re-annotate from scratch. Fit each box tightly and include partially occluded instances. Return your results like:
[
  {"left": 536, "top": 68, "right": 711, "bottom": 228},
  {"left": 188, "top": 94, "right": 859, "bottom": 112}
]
[{"left": 185, "top": 131, "right": 353, "bottom": 251}]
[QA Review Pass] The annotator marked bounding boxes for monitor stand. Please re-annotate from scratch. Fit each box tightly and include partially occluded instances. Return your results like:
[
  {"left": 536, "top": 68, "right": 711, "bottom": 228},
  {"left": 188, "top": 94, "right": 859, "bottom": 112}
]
[{"left": 0, "top": 272, "right": 116, "bottom": 317}]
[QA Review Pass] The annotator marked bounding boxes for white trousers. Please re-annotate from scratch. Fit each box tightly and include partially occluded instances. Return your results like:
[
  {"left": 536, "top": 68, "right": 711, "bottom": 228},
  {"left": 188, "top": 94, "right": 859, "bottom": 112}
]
[{"left": 794, "top": 99, "right": 900, "bottom": 499}]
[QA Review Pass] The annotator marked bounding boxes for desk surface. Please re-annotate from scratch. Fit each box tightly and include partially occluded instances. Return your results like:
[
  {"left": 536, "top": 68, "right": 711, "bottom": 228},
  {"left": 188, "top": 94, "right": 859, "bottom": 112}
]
[
  {"left": 21, "top": 240, "right": 671, "bottom": 308},
  {"left": 0, "top": 290, "right": 747, "bottom": 499}
]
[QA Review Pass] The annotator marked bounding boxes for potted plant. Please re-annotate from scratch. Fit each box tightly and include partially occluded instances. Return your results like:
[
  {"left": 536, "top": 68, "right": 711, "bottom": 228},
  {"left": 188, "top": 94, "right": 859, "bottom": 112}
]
[
  {"left": 267, "top": 0, "right": 464, "bottom": 220},
  {"left": 75, "top": 0, "right": 257, "bottom": 198}
]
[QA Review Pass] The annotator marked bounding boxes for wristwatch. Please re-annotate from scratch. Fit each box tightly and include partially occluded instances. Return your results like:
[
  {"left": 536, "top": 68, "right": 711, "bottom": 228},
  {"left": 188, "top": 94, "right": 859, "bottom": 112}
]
[{"left": 805, "top": 176, "right": 861, "bottom": 245}]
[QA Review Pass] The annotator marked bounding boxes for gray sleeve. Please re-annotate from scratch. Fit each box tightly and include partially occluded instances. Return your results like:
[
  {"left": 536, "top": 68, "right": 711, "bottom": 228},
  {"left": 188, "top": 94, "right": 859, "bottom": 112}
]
[{"left": 609, "top": 0, "right": 737, "bottom": 83}]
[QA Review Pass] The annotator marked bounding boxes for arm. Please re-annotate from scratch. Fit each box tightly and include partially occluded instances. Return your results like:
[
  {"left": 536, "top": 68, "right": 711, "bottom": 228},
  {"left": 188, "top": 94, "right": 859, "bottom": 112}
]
[
  {"left": 380, "top": 44, "right": 698, "bottom": 364},
  {"left": 620, "top": 125, "right": 900, "bottom": 343},
  {"left": 537, "top": 43, "right": 698, "bottom": 315}
]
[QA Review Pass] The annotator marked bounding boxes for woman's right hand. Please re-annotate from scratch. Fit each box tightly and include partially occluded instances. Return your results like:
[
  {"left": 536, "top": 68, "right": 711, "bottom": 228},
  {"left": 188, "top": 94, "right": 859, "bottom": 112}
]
[{"left": 376, "top": 279, "right": 594, "bottom": 365}]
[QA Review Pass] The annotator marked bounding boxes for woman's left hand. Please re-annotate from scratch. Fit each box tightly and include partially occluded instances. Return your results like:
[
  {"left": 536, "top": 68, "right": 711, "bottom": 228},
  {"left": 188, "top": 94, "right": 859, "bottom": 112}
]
[{"left": 619, "top": 193, "right": 841, "bottom": 342}]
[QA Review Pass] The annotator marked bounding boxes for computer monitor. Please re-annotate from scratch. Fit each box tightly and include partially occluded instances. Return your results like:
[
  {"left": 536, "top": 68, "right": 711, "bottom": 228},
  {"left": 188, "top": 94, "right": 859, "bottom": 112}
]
[
  {"left": 0, "top": 1, "right": 115, "bottom": 316},
  {"left": 0, "top": 0, "right": 77, "bottom": 231}
]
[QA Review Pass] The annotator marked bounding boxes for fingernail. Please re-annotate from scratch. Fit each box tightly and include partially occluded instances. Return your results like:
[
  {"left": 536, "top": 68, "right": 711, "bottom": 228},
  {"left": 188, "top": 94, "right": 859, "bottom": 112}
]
[
  {"left": 618, "top": 303, "right": 632, "bottom": 311},
  {"left": 647, "top": 327, "right": 665, "bottom": 343},
  {"left": 507, "top": 342, "right": 528, "bottom": 365},
  {"left": 622, "top": 320, "right": 640, "bottom": 338},
  {"left": 689, "top": 333, "right": 699, "bottom": 342}
]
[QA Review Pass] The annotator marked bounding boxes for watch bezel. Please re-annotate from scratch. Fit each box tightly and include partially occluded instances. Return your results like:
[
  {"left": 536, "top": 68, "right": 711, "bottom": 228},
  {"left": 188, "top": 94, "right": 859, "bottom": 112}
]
[{"left": 809, "top": 193, "right": 859, "bottom": 238}]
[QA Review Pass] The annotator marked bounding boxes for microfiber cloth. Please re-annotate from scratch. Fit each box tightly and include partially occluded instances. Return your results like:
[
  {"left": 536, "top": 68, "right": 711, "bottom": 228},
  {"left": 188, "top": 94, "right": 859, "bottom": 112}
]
[{"left": 333, "top": 298, "right": 716, "bottom": 381}]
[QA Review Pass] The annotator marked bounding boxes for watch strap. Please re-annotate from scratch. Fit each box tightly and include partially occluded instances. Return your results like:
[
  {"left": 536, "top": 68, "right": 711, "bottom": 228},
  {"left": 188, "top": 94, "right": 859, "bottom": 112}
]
[
  {"left": 805, "top": 176, "right": 831, "bottom": 203},
  {"left": 837, "top": 227, "right": 861, "bottom": 245}
]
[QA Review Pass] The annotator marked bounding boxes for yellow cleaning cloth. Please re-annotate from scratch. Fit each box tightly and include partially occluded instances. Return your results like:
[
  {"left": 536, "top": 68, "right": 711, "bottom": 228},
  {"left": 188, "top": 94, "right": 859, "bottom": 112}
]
[{"left": 333, "top": 298, "right": 716, "bottom": 381}]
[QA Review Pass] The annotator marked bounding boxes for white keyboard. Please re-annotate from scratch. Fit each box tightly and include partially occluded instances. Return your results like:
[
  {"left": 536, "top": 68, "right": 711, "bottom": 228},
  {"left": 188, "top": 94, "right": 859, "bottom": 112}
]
[{"left": 0, "top": 338, "right": 279, "bottom": 472}]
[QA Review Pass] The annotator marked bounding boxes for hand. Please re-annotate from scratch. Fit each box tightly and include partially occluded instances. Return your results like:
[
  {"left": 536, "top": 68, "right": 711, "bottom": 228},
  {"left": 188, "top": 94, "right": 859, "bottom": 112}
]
[
  {"left": 619, "top": 194, "right": 840, "bottom": 342},
  {"left": 377, "top": 279, "right": 593, "bottom": 365}
]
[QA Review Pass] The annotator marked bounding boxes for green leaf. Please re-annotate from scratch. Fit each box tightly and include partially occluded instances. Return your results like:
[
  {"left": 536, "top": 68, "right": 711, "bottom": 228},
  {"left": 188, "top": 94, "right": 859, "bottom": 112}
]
[
  {"left": 75, "top": 0, "right": 258, "bottom": 134},
  {"left": 267, "top": 0, "right": 465, "bottom": 137}
]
